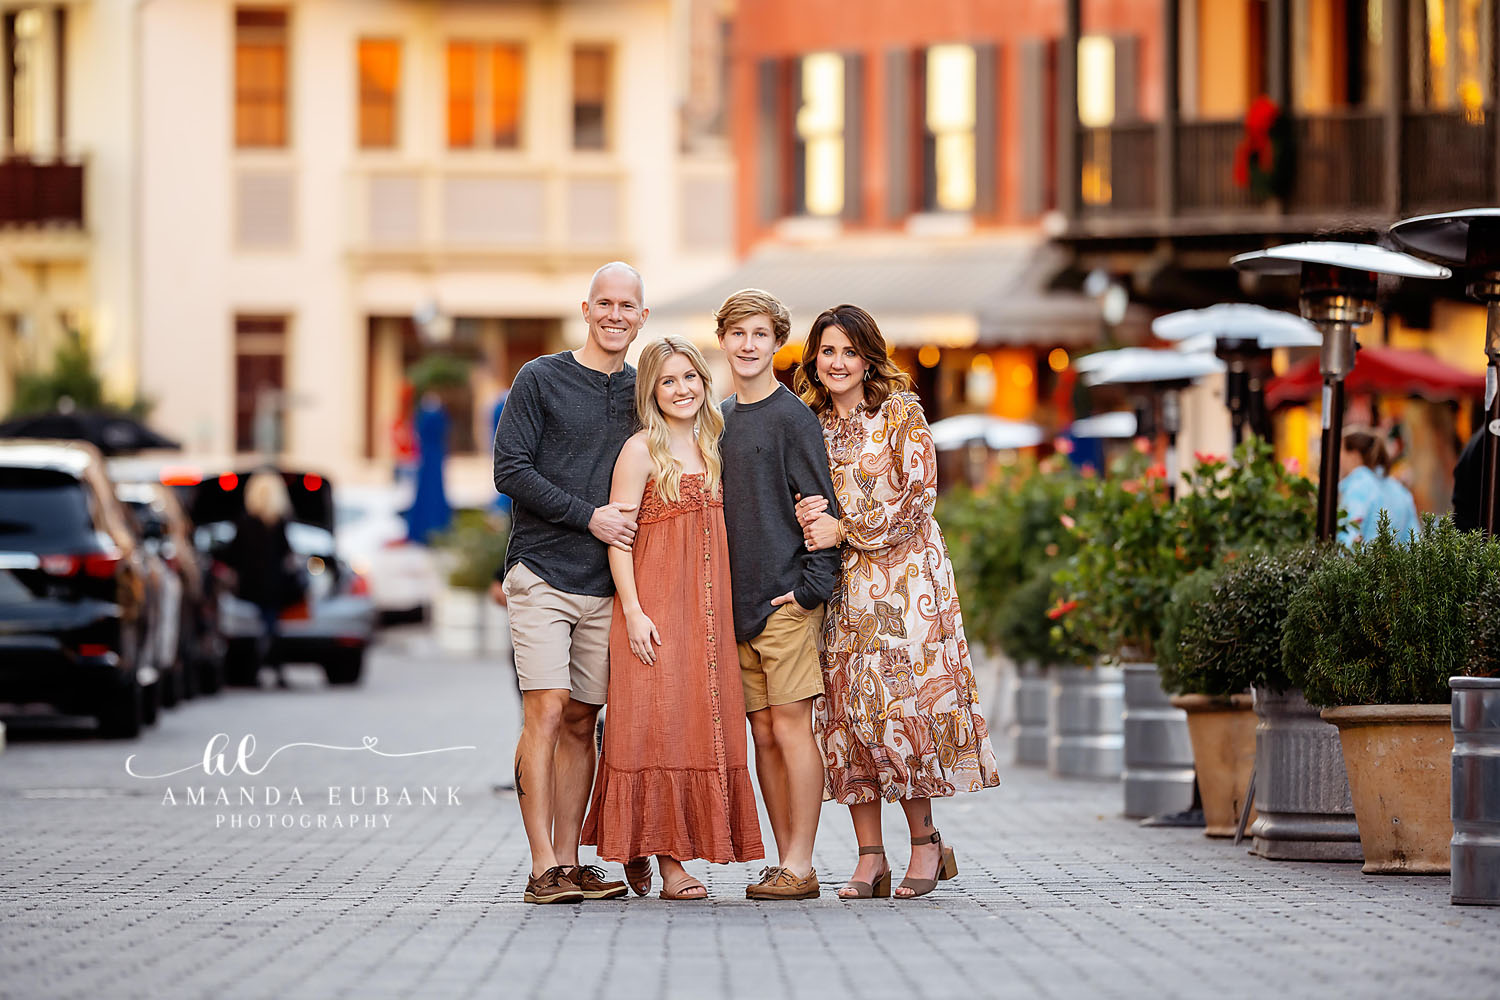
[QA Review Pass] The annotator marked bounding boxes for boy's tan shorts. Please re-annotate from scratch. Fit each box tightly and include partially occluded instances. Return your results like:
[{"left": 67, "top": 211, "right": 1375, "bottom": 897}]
[{"left": 737, "top": 602, "right": 825, "bottom": 713}]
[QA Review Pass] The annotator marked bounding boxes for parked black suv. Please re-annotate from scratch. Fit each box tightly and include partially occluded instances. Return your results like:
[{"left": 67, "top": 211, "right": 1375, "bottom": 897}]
[{"left": 0, "top": 441, "right": 155, "bottom": 737}]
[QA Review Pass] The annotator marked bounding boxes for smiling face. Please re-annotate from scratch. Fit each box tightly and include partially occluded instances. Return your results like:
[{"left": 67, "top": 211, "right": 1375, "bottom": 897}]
[
  {"left": 581, "top": 267, "right": 647, "bottom": 356},
  {"left": 653, "top": 350, "right": 706, "bottom": 424},
  {"left": 717, "top": 313, "right": 778, "bottom": 382},
  {"left": 814, "top": 325, "right": 868, "bottom": 402}
]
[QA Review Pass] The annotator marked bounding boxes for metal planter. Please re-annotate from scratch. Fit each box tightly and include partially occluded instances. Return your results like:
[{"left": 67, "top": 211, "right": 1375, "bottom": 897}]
[
  {"left": 1248, "top": 686, "right": 1362, "bottom": 862},
  {"left": 1452, "top": 676, "right": 1500, "bottom": 905},
  {"left": 1121, "top": 662, "right": 1195, "bottom": 818},
  {"left": 1011, "top": 662, "right": 1050, "bottom": 767},
  {"left": 1047, "top": 663, "right": 1124, "bottom": 779}
]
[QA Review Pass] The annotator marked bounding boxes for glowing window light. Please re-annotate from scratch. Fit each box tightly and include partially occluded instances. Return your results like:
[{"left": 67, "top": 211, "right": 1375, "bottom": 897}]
[{"left": 918, "top": 345, "right": 942, "bottom": 368}]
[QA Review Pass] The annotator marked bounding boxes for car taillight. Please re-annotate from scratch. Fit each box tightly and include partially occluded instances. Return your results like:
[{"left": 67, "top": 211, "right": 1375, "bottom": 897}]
[
  {"left": 77, "top": 643, "right": 111, "bottom": 657},
  {"left": 39, "top": 554, "right": 81, "bottom": 576},
  {"left": 349, "top": 573, "right": 370, "bottom": 597},
  {"left": 83, "top": 553, "right": 121, "bottom": 578}
]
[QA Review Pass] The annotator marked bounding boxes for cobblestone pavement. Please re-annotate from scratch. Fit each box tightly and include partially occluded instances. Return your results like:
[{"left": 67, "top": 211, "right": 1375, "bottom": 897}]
[{"left": 2, "top": 628, "right": 1498, "bottom": 1000}]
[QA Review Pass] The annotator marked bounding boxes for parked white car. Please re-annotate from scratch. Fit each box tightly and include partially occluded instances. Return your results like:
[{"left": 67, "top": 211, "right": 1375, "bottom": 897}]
[{"left": 333, "top": 484, "right": 443, "bottom": 622}]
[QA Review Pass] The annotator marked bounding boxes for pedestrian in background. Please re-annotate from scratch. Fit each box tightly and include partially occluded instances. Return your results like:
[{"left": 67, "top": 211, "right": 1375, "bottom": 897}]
[
  {"left": 1339, "top": 425, "right": 1419, "bottom": 544},
  {"left": 225, "top": 470, "right": 299, "bottom": 689},
  {"left": 794, "top": 304, "right": 1000, "bottom": 900},
  {"left": 580, "top": 337, "right": 763, "bottom": 900}
]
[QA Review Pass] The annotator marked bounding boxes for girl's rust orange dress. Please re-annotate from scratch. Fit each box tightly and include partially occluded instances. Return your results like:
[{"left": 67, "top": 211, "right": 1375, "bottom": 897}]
[{"left": 581, "top": 473, "right": 764, "bottom": 864}]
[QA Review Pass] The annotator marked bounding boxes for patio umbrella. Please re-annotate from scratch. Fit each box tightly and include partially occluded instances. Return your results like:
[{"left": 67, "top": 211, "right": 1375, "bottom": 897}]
[
  {"left": 1265, "top": 345, "right": 1484, "bottom": 408},
  {"left": 0, "top": 409, "right": 181, "bottom": 455},
  {"left": 1068, "top": 411, "right": 1137, "bottom": 439},
  {"left": 928, "top": 413, "right": 1044, "bottom": 451}
]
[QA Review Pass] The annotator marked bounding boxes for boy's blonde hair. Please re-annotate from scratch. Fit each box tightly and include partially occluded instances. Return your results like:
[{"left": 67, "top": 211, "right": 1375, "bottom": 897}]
[{"left": 714, "top": 288, "right": 791, "bottom": 347}]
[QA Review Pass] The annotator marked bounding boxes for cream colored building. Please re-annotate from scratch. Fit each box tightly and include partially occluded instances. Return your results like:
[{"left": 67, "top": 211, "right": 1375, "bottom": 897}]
[{"left": 1, "top": 0, "right": 734, "bottom": 492}]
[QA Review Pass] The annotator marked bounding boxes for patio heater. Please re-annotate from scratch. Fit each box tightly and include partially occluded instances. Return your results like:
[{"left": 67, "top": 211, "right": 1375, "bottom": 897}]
[
  {"left": 1082, "top": 350, "right": 1225, "bottom": 501},
  {"left": 1390, "top": 210, "right": 1500, "bottom": 534},
  {"left": 1151, "top": 304, "right": 1322, "bottom": 448},
  {"left": 1230, "top": 243, "right": 1450, "bottom": 540}
]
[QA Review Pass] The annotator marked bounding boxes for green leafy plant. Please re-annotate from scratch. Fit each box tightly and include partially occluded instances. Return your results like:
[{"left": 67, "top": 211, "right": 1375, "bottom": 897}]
[
  {"left": 9, "top": 328, "right": 152, "bottom": 418},
  {"left": 1469, "top": 572, "right": 1500, "bottom": 679},
  {"left": 1171, "top": 437, "right": 1317, "bottom": 562},
  {"left": 1284, "top": 514, "right": 1500, "bottom": 707},
  {"left": 1169, "top": 544, "right": 1326, "bottom": 696},
  {"left": 942, "top": 456, "right": 1090, "bottom": 651},
  {"left": 432, "top": 508, "right": 509, "bottom": 591},
  {"left": 996, "top": 559, "right": 1096, "bottom": 667},
  {"left": 1157, "top": 565, "right": 1224, "bottom": 694}
]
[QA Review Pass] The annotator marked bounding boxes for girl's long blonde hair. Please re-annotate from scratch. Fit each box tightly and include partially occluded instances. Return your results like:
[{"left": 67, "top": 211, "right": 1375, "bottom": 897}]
[
  {"left": 634, "top": 336, "right": 724, "bottom": 501},
  {"left": 244, "top": 469, "right": 291, "bottom": 526}
]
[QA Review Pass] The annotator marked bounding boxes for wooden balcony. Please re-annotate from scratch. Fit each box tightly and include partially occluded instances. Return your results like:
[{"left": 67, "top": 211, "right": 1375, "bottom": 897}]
[
  {"left": 1071, "top": 110, "right": 1497, "bottom": 240},
  {"left": 0, "top": 157, "right": 84, "bottom": 229}
]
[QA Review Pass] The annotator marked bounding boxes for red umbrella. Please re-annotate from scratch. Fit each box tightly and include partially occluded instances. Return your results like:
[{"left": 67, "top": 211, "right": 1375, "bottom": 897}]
[{"left": 1266, "top": 345, "right": 1485, "bottom": 409}]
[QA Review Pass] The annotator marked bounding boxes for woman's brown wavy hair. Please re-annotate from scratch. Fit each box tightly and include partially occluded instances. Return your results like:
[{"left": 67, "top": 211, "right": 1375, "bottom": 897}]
[{"left": 795, "top": 304, "right": 913, "bottom": 415}]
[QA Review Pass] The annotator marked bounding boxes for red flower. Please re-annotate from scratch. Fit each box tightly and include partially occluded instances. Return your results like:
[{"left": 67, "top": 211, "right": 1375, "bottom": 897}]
[
  {"left": 1121, "top": 479, "right": 1141, "bottom": 495},
  {"left": 1046, "top": 599, "right": 1078, "bottom": 621},
  {"left": 1132, "top": 437, "right": 1151, "bottom": 454},
  {"left": 1146, "top": 462, "right": 1167, "bottom": 480},
  {"left": 1059, "top": 514, "right": 1077, "bottom": 530},
  {"left": 1283, "top": 456, "right": 1301, "bottom": 475},
  {"left": 1053, "top": 436, "right": 1075, "bottom": 455},
  {"left": 1194, "top": 451, "right": 1224, "bottom": 465},
  {"left": 1080, "top": 462, "right": 1097, "bottom": 479}
]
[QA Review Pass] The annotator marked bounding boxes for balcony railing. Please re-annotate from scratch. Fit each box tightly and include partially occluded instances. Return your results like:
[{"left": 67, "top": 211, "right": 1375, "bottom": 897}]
[
  {"left": 347, "top": 163, "right": 631, "bottom": 264},
  {"left": 0, "top": 157, "right": 84, "bottom": 229},
  {"left": 1074, "top": 109, "right": 1499, "bottom": 233}
]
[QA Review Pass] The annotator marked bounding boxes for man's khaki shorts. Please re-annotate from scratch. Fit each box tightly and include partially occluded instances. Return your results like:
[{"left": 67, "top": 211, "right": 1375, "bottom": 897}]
[
  {"left": 501, "top": 562, "right": 611, "bottom": 705},
  {"left": 737, "top": 602, "right": 825, "bottom": 713}
]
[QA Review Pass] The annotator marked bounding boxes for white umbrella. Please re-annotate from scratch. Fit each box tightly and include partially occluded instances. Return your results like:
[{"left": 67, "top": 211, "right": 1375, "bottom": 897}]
[
  {"left": 1153, "top": 303, "right": 1321, "bottom": 349},
  {"left": 1068, "top": 411, "right": 1137, "bottom": 439},
  {"left": 1084, "top": 350, "right": 1225, "bottom": 387},
  {"left": 928, "top": 414, "right": 1044, "bottom": 452}
]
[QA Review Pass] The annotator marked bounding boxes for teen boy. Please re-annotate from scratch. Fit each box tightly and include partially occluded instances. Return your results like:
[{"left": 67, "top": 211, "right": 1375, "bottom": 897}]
[{"left": 715, "top": 288, "right": 841, "bottom": 900}]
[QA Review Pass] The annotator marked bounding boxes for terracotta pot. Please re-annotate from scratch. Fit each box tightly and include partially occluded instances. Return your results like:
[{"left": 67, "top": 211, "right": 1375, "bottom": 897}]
[
  {"left": 1321, "top": 704, "right": 1453, "bottom": 875},
  {"left": 1170, "top": 693, "right": 1256, "bottom": 837}
]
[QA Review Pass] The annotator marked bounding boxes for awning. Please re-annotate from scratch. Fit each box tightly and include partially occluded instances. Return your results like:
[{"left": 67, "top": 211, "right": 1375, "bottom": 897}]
[
  {"left": 650, "top": 238, "right": 1121, "bottom": 348},
  {"left": 1266, "top": 346, "right": 1485, "bottom": 408}
]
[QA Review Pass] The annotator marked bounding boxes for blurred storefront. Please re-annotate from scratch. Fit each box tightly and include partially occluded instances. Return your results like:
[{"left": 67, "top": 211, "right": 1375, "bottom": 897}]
[{"left": 1054, "top": 0, "right": 1497, "bottom": 509}]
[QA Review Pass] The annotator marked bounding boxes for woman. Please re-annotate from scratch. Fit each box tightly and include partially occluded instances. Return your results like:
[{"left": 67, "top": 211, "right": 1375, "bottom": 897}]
[
  {"left": 793, "top": 305, "right": 1000, "bottom": 900},
  {"left": 225, "top": 469, "right": 299, "bottom": 688},
  {"left": 580, "top": 336, "right": 763, "bottom": 899},
  {"left": 1339, "top": 425, "right": 1419, "bottom": 544}
]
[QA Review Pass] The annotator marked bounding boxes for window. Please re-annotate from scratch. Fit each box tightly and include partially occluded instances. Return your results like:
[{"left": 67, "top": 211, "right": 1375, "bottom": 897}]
[
  {"left": 357, "top": 39, "right": 400, "bottom": 149},
  {"left": 234, "top": 8, "right": 289, "bottom": 149},
  {"left": 923, "top": 45, "right": 976, "bottom": 212},
  {"left": 795, "top": 53, "right": 844, "bottom": 216},
  {"left": 1408, "top": 0, "right": 1493, "bottom": 117},
  {"left": 234, "top": 315, "right": 287, "bottom": 452},
  {"left": 572, "top": 45, "right": 611, "bottom": 150},
  {"left": 447, "top": 41, "right": 524, "bottom": 149}
]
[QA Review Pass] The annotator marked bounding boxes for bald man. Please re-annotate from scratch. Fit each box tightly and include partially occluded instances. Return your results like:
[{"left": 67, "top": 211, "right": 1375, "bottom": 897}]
[{"left": 494, "top": 261, "right": 647, "bottom": 903}]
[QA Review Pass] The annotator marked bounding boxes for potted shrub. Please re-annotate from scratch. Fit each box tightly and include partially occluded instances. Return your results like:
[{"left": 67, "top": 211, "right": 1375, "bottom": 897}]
[
  {"left": 997, "top": 559, "right": 1097, "bottom": 766},
  {"left": 1284, "top": 515, "right": 1500, "bottom": 874},
  {"left": 1454, "top": 574, "right": 1500, "bottom": 904}
]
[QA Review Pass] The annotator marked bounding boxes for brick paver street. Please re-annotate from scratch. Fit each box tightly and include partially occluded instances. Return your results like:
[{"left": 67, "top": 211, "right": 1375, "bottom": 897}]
[{"left": 2, "top": 628, "right": 1497, "bottom": 1000}]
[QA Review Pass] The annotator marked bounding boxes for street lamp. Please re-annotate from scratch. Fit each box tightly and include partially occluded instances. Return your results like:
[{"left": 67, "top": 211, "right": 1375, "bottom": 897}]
[
  {"left": 1389, "top": 209, "right": 1500, "bottom": 534},
  {"left": 1230, "top": 242, "right": 1450, "bottom": 541},
  {"left": 1151, "top": 304, "right": 1322, "bottom": 447}
]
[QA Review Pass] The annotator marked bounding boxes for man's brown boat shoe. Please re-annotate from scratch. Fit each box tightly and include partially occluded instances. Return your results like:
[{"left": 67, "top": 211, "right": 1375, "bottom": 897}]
[
  {"left": 567, "top": 864, "right": 628, "bottom": 900},
  {"left": 524, "top": 866, "right": 585, "bottom": 904}
]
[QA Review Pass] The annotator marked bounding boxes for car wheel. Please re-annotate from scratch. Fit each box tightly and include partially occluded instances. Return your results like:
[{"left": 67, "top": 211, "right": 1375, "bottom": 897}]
[
  {"left": 225, "top": 640, "right": 261, "bottom": 687},
  {"left": 99, "top": 680, "right": 143, "bottom": 739},
  {"left": 324, "top": 648, "right": 365, "bottom": 686}
]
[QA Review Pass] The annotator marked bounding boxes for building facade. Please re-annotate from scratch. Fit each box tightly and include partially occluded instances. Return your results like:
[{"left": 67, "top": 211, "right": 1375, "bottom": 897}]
[
  {"left": 654, "top": 0, "right": 1165, "bottom": 439},
  {"left": 1, "top": 0, "right": 734, "bottom": 491}
]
